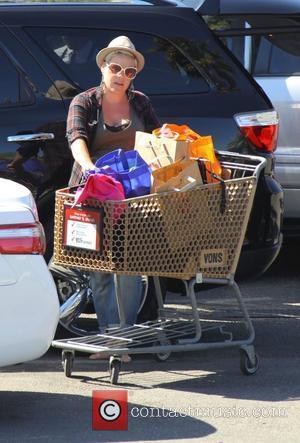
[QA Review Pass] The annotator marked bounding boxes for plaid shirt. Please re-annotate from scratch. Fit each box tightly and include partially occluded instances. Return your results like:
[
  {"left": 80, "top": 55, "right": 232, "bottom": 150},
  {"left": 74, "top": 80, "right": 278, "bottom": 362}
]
[{"left": 66, "top": 86, "right": 160, "bottom": 186}]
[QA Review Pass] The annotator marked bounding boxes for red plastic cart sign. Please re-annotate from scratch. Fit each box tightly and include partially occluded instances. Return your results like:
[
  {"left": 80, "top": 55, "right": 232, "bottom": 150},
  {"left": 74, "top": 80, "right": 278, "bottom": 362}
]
[{"left": 63, "top": 205, "right": 103, "bottom": 252}]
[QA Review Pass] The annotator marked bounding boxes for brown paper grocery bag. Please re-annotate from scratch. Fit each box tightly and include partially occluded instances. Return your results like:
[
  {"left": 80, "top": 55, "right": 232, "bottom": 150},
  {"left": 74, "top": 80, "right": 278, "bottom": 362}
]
[
  {"left": 152, "top": 159, "right": 202, "bottom": 193},
  {"left": 134, "top": 131, "right": 188, "bottom": 170}
]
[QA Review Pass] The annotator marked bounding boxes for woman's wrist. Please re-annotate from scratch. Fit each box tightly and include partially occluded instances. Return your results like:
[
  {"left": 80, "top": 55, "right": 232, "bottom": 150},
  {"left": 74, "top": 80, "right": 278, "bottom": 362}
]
[{"left": 82, "top": 162, "right": 95, "bottom": 172}]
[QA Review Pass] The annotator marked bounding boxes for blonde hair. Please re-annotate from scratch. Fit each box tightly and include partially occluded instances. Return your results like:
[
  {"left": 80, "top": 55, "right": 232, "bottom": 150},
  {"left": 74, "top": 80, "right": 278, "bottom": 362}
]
[{"left": 105, "top": 50, "right": 137, "bottom": 66}]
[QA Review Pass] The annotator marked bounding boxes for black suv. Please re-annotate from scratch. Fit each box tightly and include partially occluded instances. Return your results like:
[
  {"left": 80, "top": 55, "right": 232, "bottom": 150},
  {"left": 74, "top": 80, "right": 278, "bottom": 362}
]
[{"left": 0, "top": 0, "right": 283, "bottom": 280}]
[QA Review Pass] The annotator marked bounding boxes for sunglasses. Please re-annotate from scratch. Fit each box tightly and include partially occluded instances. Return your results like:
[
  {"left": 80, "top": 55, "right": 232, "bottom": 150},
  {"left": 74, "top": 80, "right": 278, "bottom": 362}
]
[{"left": 106, "top": 62, "right": 137, "bottom": 80}]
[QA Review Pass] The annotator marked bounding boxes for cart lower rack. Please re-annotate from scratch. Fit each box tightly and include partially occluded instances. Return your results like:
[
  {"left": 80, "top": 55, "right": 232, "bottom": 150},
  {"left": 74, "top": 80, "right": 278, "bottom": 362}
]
[{"left": 52, "top": 152, "right": 264, "bottom": 384}]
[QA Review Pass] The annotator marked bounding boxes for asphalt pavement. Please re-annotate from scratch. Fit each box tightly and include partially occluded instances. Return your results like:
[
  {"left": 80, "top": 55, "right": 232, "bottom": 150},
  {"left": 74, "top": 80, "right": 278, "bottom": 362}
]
[{"left": 0, "top": 238, "right": 299, "bottom": 443}]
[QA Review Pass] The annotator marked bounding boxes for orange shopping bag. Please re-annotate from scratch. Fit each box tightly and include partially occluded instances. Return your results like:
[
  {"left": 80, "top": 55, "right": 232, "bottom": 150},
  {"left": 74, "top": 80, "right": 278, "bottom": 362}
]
[{"left": 153, "top": 124, "right": 222, "bottom": 183}]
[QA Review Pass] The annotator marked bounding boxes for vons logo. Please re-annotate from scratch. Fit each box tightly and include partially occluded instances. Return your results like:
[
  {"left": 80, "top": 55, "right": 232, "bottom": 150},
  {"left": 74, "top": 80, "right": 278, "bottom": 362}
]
[{"left": 200, "top": 249, "right": 227, "bottom": 268}]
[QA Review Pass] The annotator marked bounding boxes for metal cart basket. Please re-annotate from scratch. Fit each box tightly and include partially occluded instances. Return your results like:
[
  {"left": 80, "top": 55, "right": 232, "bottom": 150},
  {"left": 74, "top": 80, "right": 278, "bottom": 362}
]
[{"left": 52, "top": 152, "right": 265, "bottom": 384}]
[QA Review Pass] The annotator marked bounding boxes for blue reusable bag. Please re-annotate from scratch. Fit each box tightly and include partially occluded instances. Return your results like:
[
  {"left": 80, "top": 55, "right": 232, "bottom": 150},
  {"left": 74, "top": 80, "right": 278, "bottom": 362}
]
[{"left": 95, "top": 149, "right": 151, "bottom": 198}]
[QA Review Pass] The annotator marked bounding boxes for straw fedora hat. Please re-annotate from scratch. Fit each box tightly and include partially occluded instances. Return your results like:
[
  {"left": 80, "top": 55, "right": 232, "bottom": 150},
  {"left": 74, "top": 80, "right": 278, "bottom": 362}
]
[{"left": 96, "top": 35, "right": 145, "bottom": 72}]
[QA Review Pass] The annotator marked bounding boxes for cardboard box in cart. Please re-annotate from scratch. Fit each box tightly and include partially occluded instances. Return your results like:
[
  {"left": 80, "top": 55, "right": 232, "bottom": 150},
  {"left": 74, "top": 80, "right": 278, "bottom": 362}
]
[{"left": 134, "top": 131, "right": 188, "bottom": 169}]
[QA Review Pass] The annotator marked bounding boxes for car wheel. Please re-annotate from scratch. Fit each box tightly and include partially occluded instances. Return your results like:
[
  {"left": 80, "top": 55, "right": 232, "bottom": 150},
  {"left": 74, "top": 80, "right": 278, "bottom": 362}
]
[{"left": 49, "top": 260, "right": 99, "bottom": 338}]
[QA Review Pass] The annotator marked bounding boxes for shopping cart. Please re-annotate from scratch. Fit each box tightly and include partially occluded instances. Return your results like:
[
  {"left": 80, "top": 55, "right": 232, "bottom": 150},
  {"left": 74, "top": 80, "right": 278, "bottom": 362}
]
[{"left": 52, "top": 152, "right": 264, "bottom": 384}]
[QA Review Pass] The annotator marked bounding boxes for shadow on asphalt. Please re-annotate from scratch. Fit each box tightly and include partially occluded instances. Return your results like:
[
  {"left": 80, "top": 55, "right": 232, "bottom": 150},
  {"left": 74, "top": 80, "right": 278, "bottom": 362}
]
[
  {"left": 0, "top": 391, "right": 216, "bottom": 442},
  {"left": 259, "top": 236, "right": 300, "bottom": 278},
  {"left": 4, "top": 314, "right": 299, "bottom": 401}
]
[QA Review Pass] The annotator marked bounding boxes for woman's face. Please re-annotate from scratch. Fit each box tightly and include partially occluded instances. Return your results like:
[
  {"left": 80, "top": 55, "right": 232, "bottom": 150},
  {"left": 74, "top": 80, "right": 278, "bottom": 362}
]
[{"left": 101, "top": 53, "right": 137, "bottom": 95}]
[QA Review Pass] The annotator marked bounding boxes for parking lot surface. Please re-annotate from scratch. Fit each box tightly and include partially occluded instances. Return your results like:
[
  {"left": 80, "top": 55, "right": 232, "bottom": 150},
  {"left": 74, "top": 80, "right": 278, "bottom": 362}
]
[{"left": 0, "top": 239, "right": 299, "bottom": 443}]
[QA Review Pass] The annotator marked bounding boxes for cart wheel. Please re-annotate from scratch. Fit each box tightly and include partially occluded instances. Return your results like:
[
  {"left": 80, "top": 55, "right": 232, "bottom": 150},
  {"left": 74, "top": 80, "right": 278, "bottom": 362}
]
[
  {"left": 153, "top": 339, "right": 172, "bottom": 362},
  {"left": 240, "top": 350, "right": 259, "bottom": 375},
  {"left": 109, "top": 357, "right": 121, "bottom": 385},
  {"left": 62, "top": 351, "right": 74, "bottom": 378}
]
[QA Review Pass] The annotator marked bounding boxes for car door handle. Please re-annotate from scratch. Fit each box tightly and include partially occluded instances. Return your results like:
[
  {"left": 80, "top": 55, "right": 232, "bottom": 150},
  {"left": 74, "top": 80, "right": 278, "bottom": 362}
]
[{"left": 7, "top": 133, "right": 55, "bottom": 142}]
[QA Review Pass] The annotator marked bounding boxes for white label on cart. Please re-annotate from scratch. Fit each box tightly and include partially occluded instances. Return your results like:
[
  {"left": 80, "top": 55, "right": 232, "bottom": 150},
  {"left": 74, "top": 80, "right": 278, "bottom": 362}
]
[
  {"left": 63, "top": 205, "right": 103, "bottom": 252},
  {"left": 200, "top": 249, "right": 227, "bottom": 268},
  {"left": 66, "top": 220, "right": 97, "bottom": 250}
]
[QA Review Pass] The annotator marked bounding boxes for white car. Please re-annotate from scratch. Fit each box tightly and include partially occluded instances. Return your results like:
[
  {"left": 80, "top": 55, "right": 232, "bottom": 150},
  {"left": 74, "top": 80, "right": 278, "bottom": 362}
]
[{"left": 0, "top": 178, "right": 59, "bottom": 367}]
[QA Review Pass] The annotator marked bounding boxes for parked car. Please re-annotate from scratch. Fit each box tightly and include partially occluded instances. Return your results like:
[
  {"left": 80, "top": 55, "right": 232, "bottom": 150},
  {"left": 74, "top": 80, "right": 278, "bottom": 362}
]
[
  {"left": 0, "top": 178, "right": 59, "bottom": 367},
  {"left": 0, "top": 1, "right": 283, "bottom": 333},
  {"left": 198, "top": 0, "right": 300, "bottom": 235}
]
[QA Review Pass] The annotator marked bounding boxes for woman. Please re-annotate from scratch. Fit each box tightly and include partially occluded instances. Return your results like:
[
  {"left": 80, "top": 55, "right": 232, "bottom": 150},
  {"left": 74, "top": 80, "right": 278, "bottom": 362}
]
[{"left": 66, "top": 35, "right": 160, "bottom": 359}]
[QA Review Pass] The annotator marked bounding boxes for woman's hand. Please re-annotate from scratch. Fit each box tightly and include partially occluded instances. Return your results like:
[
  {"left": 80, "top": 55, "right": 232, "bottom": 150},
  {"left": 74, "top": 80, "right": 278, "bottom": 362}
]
[{"left": 83, "top": 167, "right": 100, "bottom": 180}]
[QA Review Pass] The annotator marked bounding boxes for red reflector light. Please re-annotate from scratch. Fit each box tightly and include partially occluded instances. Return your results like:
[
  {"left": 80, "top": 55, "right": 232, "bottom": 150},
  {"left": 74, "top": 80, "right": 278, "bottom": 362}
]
[
  {"left": 0, "top": 222, "right": 46, "bottom": 255},
  {"left": 234, "top": 110, "right": 279, "bottom": 153}
]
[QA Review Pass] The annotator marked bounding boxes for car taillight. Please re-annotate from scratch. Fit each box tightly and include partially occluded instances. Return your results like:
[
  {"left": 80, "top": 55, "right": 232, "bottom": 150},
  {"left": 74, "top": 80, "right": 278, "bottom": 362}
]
[
  {"left": 234, "top": 110, "right": 279, "bottom": 153},
  {"left": 0, "top": 222, "right": 46, "bottom": 255}
]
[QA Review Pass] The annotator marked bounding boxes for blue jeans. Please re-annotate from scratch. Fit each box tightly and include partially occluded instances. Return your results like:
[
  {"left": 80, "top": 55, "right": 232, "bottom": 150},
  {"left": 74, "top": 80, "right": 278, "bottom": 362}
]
[{"left": 90, "top": 271, "right": 142, "bottom": 329}]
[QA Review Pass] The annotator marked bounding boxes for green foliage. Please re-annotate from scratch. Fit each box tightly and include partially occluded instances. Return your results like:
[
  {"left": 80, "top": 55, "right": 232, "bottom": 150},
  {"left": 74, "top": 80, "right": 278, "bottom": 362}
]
[{"left": 203, "top": 15, "right": 232, "bottom": 31}]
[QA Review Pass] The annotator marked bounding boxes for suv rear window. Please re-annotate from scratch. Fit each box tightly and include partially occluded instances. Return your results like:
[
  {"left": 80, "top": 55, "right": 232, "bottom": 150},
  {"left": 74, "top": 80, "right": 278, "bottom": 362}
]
[
  {"left": 250, "top": 32, "right": 300, "bottom": 75},
  {"left": 204, "top": 15, "right": 300, "bottom": 76},
  {"left": 26, "top": 28, "right": 209, "bottom": 95}
]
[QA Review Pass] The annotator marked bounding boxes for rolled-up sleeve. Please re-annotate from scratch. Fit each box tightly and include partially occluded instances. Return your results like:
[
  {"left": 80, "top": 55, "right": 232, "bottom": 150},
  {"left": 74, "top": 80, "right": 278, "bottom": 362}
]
[{"left": 66, "top": 94, "right": 90, "bottom": 146}]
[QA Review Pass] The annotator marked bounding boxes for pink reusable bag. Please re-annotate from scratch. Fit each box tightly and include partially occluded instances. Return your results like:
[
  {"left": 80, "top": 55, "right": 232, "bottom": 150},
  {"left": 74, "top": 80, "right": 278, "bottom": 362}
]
[{"left": 73, "top": 173, "right": 125, "bottom": 206}]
